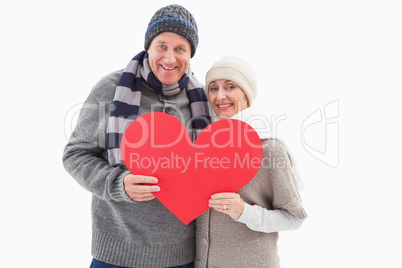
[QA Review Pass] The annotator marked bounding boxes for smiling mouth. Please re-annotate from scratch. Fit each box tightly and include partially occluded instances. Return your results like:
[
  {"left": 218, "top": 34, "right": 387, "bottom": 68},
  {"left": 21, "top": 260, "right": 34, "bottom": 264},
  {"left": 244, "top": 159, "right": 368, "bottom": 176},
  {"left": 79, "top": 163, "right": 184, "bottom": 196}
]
[
  {"left": 161, "top": 65, "right": 176, "bottom": 70},
  {"left": 217, "top": 104, "right": 233, "bottom": 109}
]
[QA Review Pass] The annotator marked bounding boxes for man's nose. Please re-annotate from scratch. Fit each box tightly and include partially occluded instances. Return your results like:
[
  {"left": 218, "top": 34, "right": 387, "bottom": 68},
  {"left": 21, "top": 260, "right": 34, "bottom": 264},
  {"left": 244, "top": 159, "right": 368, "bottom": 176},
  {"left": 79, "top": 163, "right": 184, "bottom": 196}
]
[{"left": 164, "top": 49, "right": 176, "bottom": 64}]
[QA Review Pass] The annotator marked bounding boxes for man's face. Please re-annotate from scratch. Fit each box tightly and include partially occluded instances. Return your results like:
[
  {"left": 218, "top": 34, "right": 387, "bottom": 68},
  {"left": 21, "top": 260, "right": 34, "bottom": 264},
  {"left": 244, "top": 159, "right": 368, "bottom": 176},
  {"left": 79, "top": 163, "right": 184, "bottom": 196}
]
[{"left": 147, "top": 32, "right": 191, "bottom": 85}]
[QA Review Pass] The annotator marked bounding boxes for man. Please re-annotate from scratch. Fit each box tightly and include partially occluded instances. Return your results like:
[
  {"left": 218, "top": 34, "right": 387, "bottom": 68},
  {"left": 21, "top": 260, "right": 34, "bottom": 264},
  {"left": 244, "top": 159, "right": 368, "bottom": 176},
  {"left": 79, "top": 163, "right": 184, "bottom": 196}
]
[{"left": 63, "top": 4, "right": 210, "bottom": 268}]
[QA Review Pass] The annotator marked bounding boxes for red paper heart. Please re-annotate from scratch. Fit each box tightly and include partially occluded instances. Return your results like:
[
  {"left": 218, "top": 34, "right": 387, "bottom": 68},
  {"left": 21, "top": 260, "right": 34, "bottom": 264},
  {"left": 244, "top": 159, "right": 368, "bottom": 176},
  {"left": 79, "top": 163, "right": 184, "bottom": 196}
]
[{"left": 121, "top": 112, "right": 262, "bottom": 225}]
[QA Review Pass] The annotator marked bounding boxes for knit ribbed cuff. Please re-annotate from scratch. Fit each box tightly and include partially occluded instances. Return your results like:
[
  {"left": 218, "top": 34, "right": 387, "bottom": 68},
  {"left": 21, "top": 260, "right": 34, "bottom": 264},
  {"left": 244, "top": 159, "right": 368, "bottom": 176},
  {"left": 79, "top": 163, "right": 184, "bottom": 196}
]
[
  {"left": 109, "top": 169, "right": 135, "bottom": 203},
  {"left": 92, "top": 231, "right": 195, "bottom": 267}
]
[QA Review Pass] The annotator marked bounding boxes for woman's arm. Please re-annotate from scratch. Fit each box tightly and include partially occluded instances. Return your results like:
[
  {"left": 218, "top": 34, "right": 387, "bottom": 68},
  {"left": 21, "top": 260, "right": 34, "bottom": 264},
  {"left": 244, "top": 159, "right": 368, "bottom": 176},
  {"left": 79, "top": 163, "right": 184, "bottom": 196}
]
[
  {"left": 236, "top": 203, "right": 303, "bottom": 233},
  {"left": 209, "top": 193, "right": 303, "bottom": 233}
]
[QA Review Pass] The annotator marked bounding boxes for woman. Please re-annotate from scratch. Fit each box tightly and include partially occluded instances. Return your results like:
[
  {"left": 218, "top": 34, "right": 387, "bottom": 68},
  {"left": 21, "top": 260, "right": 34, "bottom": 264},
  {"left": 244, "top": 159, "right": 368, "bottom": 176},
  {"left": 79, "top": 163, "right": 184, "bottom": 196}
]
[{"left": 195, "top": 57, "right": 307, "bottom": 268}]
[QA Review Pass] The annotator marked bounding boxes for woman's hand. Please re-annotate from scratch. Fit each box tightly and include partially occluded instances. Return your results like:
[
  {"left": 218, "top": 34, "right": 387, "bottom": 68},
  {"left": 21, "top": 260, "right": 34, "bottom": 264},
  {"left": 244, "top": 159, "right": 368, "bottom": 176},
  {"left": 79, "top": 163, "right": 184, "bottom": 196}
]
[{"left": 208, "top": 192, "right": 244, "bottom": 220}]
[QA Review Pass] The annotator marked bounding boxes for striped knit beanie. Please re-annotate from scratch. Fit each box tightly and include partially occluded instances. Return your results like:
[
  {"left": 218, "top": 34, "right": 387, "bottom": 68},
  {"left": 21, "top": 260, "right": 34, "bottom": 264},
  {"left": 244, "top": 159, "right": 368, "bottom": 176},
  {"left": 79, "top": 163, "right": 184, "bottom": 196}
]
[
  {"left": 144, "top": 4, "right": 199, "bottom": 58},
  {"left": 205, "top": 56, "right": 258, "bottom": 106}
]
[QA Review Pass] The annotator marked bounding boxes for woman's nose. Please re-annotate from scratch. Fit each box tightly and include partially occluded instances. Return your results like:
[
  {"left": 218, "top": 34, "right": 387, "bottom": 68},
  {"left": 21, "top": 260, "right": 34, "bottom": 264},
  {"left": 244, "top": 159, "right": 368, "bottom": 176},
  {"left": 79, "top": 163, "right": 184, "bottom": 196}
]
[{"left": 217, "top": 89, "right": 226, "bottom": 100}]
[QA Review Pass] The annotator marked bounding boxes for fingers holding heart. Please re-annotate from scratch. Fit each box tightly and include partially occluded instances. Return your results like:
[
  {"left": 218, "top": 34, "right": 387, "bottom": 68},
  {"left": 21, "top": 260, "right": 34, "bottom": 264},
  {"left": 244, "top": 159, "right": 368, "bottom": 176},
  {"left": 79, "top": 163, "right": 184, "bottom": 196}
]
[
  {"left": 124, "top": 174, "right": 160, "bottom": 202},
  {"left": 209, "top": 192, "right": 244, "bottom": 220}
]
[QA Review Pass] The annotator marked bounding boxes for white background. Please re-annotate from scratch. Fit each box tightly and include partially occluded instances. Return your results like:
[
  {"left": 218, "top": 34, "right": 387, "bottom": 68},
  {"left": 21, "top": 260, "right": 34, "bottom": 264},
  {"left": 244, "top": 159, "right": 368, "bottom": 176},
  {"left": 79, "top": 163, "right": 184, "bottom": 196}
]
[{"left": 1, "top": 0, "right": 402, "bottom": 267}]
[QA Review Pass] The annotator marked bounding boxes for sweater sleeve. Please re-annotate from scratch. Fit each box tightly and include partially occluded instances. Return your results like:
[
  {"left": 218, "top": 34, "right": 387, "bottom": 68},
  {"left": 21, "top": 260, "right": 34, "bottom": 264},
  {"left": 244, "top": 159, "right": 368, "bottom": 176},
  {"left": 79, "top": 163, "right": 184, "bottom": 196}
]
[
  {"left": 235, "top": 203, "right": 304, "bottom": 233},
  {"left": 62, "top": 71, "right": 134, "bottom": 203},
  {"left": 235, "top": 138, "right": 307, "bottom": 232},
  {"left": 266, "top": 139, "right": 308, "bottom": 219}
]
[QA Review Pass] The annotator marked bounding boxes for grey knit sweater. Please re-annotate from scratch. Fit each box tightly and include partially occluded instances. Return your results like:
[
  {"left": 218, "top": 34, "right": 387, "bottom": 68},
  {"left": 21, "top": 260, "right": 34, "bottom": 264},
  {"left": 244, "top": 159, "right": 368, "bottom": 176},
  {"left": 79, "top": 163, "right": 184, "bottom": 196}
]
[{"left": 62, "top": 69, "right": 196, "bottom": 267}]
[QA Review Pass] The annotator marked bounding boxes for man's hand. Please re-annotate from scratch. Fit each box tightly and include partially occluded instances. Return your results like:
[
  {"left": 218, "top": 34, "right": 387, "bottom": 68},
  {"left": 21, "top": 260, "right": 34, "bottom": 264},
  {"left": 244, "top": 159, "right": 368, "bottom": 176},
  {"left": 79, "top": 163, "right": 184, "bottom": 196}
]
[{"left": 123, "top": 174, "right": 160, "bottom": 201}]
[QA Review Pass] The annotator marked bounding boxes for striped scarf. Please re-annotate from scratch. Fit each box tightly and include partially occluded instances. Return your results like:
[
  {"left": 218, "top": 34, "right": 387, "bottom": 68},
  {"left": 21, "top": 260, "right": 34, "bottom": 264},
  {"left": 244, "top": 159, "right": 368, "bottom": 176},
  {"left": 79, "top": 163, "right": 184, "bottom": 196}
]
[{"left": 106, "top": 51, "right": 211, "bottom": 166}]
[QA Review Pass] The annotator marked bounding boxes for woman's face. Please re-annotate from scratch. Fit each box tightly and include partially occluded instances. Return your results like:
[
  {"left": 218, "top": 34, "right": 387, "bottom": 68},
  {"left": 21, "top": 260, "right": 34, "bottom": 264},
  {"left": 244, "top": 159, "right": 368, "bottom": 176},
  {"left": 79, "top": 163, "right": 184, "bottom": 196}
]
[
  {"left": 208, "top": 79, "right": 249, "bottom": 119},
  {"left": 147, "top": 32, "right": 191, "bottom": 85}
]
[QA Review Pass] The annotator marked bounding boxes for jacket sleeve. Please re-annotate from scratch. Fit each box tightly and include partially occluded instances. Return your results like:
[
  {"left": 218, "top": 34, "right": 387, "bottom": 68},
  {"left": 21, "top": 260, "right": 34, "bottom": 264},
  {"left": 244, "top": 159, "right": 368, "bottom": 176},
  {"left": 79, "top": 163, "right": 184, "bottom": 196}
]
[{"left": 62, "top": 72, "right": 133, "bottom": 203}]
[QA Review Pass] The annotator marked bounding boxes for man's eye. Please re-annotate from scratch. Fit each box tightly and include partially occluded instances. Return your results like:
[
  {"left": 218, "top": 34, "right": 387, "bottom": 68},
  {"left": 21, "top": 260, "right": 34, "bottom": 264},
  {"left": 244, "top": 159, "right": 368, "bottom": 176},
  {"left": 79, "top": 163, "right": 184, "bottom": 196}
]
[{"left": 158, "top": 45, "right": 166, "bottom": 49}]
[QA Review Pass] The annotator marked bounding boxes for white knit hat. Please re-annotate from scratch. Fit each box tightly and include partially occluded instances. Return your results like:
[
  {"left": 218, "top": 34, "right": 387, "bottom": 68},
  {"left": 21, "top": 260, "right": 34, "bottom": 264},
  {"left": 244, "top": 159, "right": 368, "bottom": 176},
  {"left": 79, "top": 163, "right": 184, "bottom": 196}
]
[{"left": 205, "top": 56, "right": 257, "bottom": 106}]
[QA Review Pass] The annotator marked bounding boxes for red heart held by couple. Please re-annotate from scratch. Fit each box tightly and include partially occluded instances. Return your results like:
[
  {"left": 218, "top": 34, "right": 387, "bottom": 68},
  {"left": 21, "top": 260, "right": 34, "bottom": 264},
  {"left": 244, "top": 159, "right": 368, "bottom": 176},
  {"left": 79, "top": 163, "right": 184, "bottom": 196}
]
[{"left": 121, "top": 112, "right": 262, "bottom": 225}]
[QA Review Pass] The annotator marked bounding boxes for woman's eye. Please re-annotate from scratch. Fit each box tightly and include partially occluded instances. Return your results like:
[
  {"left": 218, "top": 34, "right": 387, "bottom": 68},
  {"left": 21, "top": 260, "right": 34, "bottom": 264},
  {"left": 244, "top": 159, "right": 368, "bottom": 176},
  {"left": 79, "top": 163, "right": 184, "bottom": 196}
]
[
  {"left": 210, "top": 87, "right": 218, "bottom": 92},
  {"left": 158, "top": 45, "right": 166, "bottom": 49},
  {"left": 176, "top": 47, "right": 184, "bottom": 52},
  {"left": 227, "top": 85, "right": 235, "bottom": 90}
]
